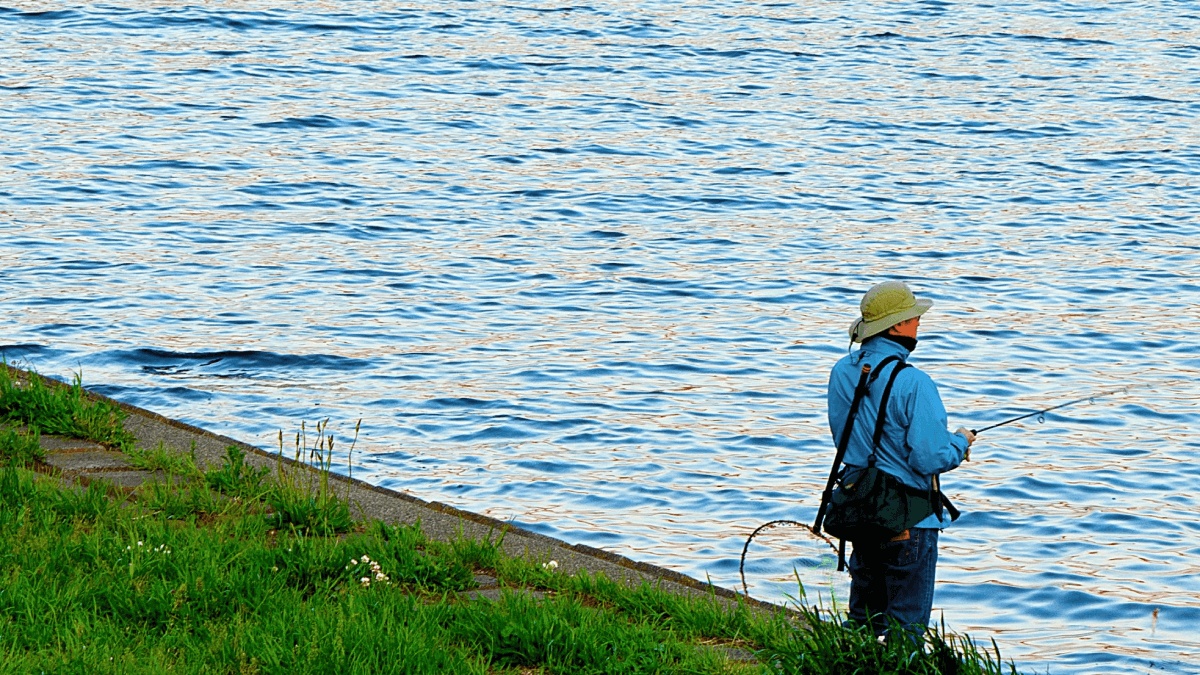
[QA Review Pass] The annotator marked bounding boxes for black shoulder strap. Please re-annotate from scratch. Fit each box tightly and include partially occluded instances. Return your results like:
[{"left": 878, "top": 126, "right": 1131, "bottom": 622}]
[
  {"left": 867, "top": 359, "right": 909, "bottom": 465},
  {"left": 871, "top": 362, "right": 961, "bottom": 525},
  {"left": 866, "top": 361, "right": 961, "bottom": 524},
  {"left": 812, "top": 355, "right": 903, "bottom": 534}
]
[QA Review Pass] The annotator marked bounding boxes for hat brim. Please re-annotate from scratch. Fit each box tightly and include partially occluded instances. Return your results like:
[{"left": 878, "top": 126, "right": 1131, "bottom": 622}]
[{"left": 849, "top": 298, "right": 932, "bottom": 343}]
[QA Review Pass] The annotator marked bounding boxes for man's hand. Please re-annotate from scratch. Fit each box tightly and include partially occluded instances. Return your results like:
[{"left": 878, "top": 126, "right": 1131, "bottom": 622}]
[{"left": 955, "top": 427, "right": 976, "bottom": 456}]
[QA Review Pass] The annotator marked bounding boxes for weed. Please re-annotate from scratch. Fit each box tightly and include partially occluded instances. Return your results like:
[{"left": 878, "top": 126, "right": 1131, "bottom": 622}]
[
  {"left": 445, "top": 589, "right": 713, "bottom": 673},
  {"left": 0, "top": 362, "right": 135, "bottom": 452},
  {"left": 206, "top": 444, "right": 271, "bottom": 498},
  {"left": 0, "top": 425, "right": 44, "bottom": 468},
  {"left": 51, "top": 478, "right": 121, "bottom": 521},
  {"left": 136, "top": 472, "right": 224, "bottom": 520},
  {"left": 448, "top": 523, "right": 506, "bottom": 571},
  {"left": 369, "top": 521, "right": 475, "bottom": 591},
  {"left": 127, "top": 440, "right": 201, "bottom": 478},
  {"left": 761, "top": 604, "right": 1019, "bottom": 675},
  {"left": 267, "top": 419, "right": 356, "bottom": 535},
  {"left": 0, "top": 464, "right": 39, "bottom": 509}
]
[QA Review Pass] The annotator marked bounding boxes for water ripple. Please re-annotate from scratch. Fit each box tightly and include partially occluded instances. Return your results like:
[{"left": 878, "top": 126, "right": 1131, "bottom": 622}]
[{"left": 3, "top": 1, "right": 1199, "bottom": 672}]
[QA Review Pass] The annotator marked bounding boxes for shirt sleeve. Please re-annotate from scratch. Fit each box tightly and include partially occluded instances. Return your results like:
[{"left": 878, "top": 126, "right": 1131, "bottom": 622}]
[{"left": 901, "top": 370, "right": 967, "bottom": 476}]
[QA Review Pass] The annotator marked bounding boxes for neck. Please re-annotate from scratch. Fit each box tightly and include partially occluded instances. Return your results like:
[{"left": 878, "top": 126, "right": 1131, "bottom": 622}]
[{"left": 879, "top": 332, "right": 918, "bottom": 352}]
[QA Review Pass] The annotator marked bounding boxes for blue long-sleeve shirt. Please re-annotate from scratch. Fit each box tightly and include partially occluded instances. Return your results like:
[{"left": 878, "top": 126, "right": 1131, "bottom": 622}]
[{"left": 827, "top": 335, "right": 968, "bottom": 529}]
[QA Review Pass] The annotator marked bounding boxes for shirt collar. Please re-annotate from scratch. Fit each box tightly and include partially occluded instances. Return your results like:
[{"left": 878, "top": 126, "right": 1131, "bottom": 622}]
[{"left": 863, "top": 333, "right": 914, "bottom": 357}]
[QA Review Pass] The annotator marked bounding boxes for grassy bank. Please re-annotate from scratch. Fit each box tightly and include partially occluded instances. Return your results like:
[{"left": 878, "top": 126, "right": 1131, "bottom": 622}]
[{"left": 0, "top": 364, "right": 1021, "bottom": 674}]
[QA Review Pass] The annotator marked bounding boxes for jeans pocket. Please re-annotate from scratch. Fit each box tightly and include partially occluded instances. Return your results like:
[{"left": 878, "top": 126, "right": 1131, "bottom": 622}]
[{"left": 881, "top": 533, "right": 921, "bottom": 568}]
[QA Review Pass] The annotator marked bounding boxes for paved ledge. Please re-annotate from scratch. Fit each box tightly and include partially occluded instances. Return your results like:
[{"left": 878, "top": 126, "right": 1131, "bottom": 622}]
[
  {"left": 44, "top": 450, "right": 133, "bottom": 472},
  {"left": 6, "top": 365, "right": 791, "bottom": 618}
]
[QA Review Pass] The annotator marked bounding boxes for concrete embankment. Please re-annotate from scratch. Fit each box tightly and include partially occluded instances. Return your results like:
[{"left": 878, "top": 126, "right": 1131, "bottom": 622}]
[{"left": 14, "top": 366, "right": 784, "bottom": 616}]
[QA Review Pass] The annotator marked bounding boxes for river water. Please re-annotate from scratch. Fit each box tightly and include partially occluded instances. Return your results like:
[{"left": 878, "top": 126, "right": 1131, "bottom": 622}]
[{"left": 2, "top": 2, "right": 1198, "bottom": 672}]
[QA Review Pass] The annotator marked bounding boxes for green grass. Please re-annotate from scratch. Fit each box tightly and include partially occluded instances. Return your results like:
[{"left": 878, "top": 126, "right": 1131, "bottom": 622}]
[
  {"left": 267, "top": 420, "right": 356, "bottom": 536},
  {"left": 0, "top": 464, "right": 769, "bottom": 675},
  {"left": 206, "top": 444, "right": 271, "bottom": 499},
  {"left": 50, "top": 477, "right": 127, "bottom": 521},
  {"left": 0, "top": 425, "right": 44, "bottom": 467},
  {"left": 0, "top": 362, "right": 136, "bottom": 452},
  {"left": 126, "top": 439, "right": 203, "bottom": 478},
  {"left": 137, "top": 471, "right": 227, "bottom": 520},
  {"left": 0, "top": 365, "right": 1025, "bottom": 674},
  {"left": 761, "top": 604, "right": 1018, "bottom": 675}
]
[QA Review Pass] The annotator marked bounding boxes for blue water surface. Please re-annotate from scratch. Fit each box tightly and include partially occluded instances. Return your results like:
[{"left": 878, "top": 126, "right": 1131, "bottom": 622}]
[{"left": 2, "top": 2, "right": 1199, "bottom": 672}]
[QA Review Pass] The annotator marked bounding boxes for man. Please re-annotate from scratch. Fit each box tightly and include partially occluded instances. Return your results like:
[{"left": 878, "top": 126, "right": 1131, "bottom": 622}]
[{"left": 826, "top": 280, "right": 975, "bottom": 643}]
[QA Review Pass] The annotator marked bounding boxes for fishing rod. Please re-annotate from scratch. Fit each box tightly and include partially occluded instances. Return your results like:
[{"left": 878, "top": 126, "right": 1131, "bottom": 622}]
[
  {"left": 738, "top": 382, "right": 1156, "bottom": 598},
  {"left": 738, "top": 383, "right": 1145, "bottom": 598},
  {"left": 970, "top": 384, "right": 1134, "bottom": 435}
]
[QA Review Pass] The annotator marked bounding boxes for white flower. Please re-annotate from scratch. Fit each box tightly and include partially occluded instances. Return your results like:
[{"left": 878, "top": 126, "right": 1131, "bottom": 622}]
[
  {"left": 361, "top": 555, "right": 370, "bottom": 563},
  {"left": 350, "top": 559, "right": 358, "bottom": 565},
  {"left": 360, "top": 577, "right": 371, "bottom": 587},
  {"left": 543, "top": 560, "right": 559, "bottom": 570}
]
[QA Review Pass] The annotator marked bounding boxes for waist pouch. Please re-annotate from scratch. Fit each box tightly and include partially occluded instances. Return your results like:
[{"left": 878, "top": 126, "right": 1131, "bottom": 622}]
[{"left": 822, "top": 465, "right": 937, "bottom": 544}]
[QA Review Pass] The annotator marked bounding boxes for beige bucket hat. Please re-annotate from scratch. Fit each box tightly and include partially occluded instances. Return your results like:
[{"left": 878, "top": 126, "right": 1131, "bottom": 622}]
[{"left": 848, "top": 280, "right": 933, "bottom": 343}]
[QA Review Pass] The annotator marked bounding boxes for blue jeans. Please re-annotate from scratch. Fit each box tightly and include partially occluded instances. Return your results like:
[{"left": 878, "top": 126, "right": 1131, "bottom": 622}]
[{"left": 844, "top": 527, "right": 939, "bottom": 643}]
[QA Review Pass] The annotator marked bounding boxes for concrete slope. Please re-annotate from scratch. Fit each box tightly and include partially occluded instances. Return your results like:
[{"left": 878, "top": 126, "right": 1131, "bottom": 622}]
[{"left": 11, "top": 365, "right": 788, "bottom": 618}]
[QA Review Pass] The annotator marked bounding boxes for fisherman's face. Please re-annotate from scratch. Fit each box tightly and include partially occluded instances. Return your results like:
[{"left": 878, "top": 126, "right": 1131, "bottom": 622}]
[{"left": 888, "top": 316, "right": 920, "bottom": 338}]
